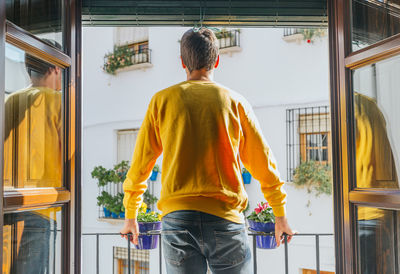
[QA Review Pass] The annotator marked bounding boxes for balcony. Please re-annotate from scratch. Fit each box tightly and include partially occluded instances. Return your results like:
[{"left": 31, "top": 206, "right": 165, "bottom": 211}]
[
  {"left": 215, "top": 29, "right": 242, "bottom": 55},
  {"left": 82, "top": 231, "right": 334, "bottom": 274},
  {"left": 103, "top": 47, "right": 153, "bottom": 75}
]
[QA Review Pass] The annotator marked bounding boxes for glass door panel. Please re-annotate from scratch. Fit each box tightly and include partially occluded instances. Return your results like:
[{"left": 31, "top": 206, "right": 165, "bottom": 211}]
[
  {"left": 356, "top": 206, "right": 399, "bottom": 273},
  {"left": 2, "top": 207, "right": 63, "bottom": 274},
  {"left": 353, "top": 55, "right": 400, "bottom": 189},
  {"left": 4, "top": 43, "right": 63, "bottom": 189},
  {"left": 351, "top": 0, "right": 400, "bottom": 51},
  {"left": 5, "top": 0, "right": 64, "bottom": 49}
]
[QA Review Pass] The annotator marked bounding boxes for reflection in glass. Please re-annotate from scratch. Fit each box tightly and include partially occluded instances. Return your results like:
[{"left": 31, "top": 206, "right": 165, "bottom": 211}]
[
  {"left": 4, "top": 43, "right": 63, "bottom": 189},
  {"left": 357, "top": 207, "right": 399, "bottom": 273},
  {"left": 3, "top": 207, "right": 62, "bottom": 274},
  {"left": 353, "top": 55, "right": 400, "bottom": 189},
  {"left": 6, "top": 0, "right": 63, "bottom": 48},
  {"left": 352, "top": 0, "right": 400, "bottom": 51}
]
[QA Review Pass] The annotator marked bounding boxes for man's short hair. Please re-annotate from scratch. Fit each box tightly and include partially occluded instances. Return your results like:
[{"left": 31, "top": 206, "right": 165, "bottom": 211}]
[
  {"left": 25, "top": 39, "right": 62, "bottom": 78},
  {"left": 180, "top": 28, "right": 219, "bottom": 72}
]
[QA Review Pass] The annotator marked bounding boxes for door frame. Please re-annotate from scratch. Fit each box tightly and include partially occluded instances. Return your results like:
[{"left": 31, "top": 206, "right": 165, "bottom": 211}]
[
  {"left": 329, "top": 0, "right": 400, "bottom": 273},
  {"left": 0, "top": 0, "right": 82, "bottom": 273}
]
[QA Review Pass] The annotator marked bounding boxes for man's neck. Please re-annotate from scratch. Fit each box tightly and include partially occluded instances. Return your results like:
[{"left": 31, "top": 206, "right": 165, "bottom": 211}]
[{"left": 187, "top": 69, "right": 213, "bottom": 81}]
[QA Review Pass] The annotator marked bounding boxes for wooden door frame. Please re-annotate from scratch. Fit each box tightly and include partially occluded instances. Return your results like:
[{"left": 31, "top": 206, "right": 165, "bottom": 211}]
[
  {"left": 0, "top": 0, "right": 82, "bottom": 273},
  {"left": 330, "top": 0, "right": 400, "bottom": 273}
]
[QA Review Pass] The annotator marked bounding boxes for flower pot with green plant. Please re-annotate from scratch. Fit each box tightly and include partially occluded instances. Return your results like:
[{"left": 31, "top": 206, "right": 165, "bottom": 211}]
[
  {"left": 242, "top": 168, "right": 252, "bottom": 184},
  {"left": 136, "top": 202, "right": 162, "bottom": 249},
  {"left": 247, "top": 202, "right": 277, "bottom": 249},
  {"left": 150, "top": 165, "right": 160, "bottom": 181}
]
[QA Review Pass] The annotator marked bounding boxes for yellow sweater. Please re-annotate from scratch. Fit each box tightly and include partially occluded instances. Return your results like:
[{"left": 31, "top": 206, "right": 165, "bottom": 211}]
[{"left": 123, "top": 81, "right": 286, "bottom": 223}]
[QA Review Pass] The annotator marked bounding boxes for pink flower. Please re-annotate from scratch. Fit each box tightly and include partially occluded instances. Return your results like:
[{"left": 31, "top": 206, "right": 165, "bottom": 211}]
[{"left": 255, "top": 207, "right": 261, "bottom": 214}]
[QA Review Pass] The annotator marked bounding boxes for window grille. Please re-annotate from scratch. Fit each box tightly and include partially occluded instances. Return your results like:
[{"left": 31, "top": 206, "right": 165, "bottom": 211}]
[
  {"left": 113, "top": 247, "right": 149, "bottom": 274},
  {"left": 286, "top": 106, "right": 331, "bottom": 181}
]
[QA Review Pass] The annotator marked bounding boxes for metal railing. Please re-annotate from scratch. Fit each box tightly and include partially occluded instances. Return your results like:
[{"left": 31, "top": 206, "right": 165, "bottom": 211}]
[
  {"left": 283, "top": 28, "right": 303, "bottom": 37},
  {"left": 216, "top": 29, "right": 240, "bottom": 49},
  {"left": 82, "top": 231, "right": 333, "bottom": 274}
]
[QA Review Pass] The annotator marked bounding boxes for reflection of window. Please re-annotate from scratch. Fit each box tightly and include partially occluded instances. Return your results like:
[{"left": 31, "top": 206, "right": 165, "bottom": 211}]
[
  {"left": 286, "top": 106, "right": 331, "bottom": 181},
  {"left": 113, "top": 247, "right": 149, "bottom": 274},
  {"left": 117, "top": 129, "right": 139, "bottom": 163}
]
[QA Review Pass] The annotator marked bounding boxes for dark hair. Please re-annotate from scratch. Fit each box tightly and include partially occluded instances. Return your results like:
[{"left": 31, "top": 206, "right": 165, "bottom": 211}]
[
  {"left": 180, "top": 28, "right": 219, "bottom": 72},
  {"left": 25, "top": 39, "right": 62, "bottom": 78}
]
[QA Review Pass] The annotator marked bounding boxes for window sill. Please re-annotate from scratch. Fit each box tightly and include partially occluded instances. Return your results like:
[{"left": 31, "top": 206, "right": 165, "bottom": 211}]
[
  {"left": 220, "top": 46, "right": 242, "bottom": 55},
  {"left": 282, "top": 33, "right": 304, "bottom": 43},
  {"left": 115, "top": 62, "right": 153, "bottom": 74},
  {"left": 98, "top": 217, "right": 125, "bottom": 224}
]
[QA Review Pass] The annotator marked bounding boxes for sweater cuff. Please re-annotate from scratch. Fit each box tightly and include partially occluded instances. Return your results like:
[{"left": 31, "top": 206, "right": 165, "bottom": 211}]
[
  {"left": 272, "top": 205, "right": 286, "bottom": 217},
  {"left": 125, "top": 209, "right": 139, "bottom": 219}
]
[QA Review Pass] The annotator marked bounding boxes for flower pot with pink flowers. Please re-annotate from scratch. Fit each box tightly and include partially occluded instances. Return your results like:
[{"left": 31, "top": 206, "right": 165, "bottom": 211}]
[{"left": 247, "top": 202, "right": 277, "bottom": 249}]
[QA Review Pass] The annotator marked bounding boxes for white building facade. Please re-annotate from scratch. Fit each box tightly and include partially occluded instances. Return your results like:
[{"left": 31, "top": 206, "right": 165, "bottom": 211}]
[{"left": 81, "top": 26, "right": 335, "bottom": 274}]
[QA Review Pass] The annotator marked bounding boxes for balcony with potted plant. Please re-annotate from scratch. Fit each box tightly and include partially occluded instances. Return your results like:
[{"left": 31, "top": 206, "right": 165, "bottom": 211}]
[
  {"left": 103, "top": 45, "right": 153, "bottom": 75},
  {"left": 215, "top": 29, "right": 242, "bottom": 55}
]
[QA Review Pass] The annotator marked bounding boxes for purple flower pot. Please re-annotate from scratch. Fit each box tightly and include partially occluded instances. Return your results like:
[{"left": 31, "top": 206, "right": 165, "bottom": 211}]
[
  {"left": 135, "top": 221, "right": 162, "bottom": 250},
  {"left": 150, "top": 171, "right": 159, "bottom": 181},
  {"left": 103, "top": 207, "right": 111, "bottom": 218},
  {"left": 248, "top": 220, "right": 276, "bottom": 249},
  {"left": 242, "top": 173, "right": 252, "bottom": 184}
]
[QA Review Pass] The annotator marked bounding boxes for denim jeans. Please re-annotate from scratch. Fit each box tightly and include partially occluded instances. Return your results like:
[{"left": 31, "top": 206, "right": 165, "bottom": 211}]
[{"left": 162, "top": 210, "right": 252, "bottom": 274}]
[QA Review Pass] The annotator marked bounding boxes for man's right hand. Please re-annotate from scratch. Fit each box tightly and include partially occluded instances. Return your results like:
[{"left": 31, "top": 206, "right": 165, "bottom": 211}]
[
  {"left": 120, "top": 218, "right": 139, "bottom": 245},
  {"left": 275, "top": 216, "right": 295, "bottom": 247}
]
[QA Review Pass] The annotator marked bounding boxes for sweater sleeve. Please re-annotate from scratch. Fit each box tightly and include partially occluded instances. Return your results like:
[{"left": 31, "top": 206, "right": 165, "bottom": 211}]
[
  {"left": 123, "top": 97, "right": 163, "bottom": 219},
  {"left": 238, "top": 101, "right": 287, "bottom": 217}
]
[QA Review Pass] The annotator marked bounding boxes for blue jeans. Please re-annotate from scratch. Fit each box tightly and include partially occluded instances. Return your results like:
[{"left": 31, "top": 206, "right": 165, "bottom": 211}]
[{"left": 162, "top": 210, "right": 252, "bottom": 274}]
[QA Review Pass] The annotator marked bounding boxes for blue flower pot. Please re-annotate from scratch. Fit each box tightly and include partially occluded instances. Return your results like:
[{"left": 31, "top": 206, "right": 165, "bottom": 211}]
[
  {"left": 248, "top": 220, "right": 276, "bottom": 249},
  {"left": 150, "top": 171, "right": 159, "bottom": 181},
  {"left": 103, "top": 207, "right": 111, "bottom": 218},
  {"left": 119, "top": 212, "right": 125, "bottom": 218},
  {"left": 135, "top": 221, "right": 162, "bottom": 250},
  {"left": 111, "top": 212, "right": 119, "bottom": 219},
  {"left": 242, "top": 173, "right": 252, "bottom": 184}
]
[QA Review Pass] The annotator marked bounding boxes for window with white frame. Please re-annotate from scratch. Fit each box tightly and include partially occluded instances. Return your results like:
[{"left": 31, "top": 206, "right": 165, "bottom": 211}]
[{"left": 117, "top": 129, "right": 139, "bottom": 163}]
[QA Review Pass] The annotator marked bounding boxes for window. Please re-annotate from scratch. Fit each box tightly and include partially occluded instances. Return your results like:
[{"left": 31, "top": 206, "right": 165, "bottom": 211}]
[
  {"left": 113, "top": 247, "right": 149, "bottom": 274},
  {"left": 286, "top": 106, "right": 331, "bottom": 181},
  {"left": 117, "top": 129, "right": 139, "bottom": 163}
]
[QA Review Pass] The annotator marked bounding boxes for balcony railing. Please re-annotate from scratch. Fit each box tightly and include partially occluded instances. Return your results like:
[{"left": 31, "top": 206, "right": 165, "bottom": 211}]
[
  {"left": 216, "top": 29, "right": 241, "bottom": 51},
  {"left": 283, "top": 28, "right": 303, "bottom": 37},
  {"left": 82, "top": 231, "right": 334, "bottom": 274},
  {"left": 103, "top": 48, "right": 152, "bottom": 74}
]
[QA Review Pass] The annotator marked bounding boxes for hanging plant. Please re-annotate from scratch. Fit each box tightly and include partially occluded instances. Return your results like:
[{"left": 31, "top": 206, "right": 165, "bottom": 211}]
[
  {"left": 299, "top": 29, "right": 327, "bottom": 44},
  {"left": 103, "top": 45, "right": 134, "bottom": 75},
  {"left": 292, "top": 161, "right": 332, "bottom": 196}
]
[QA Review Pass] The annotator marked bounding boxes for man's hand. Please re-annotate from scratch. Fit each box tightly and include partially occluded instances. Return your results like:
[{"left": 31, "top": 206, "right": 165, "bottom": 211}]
[
  {"left": 275, "top": 216, "right": 295, "bottom": 247},
  {"left": 120, "top": 218, "right": 139, "bottom": 245}
]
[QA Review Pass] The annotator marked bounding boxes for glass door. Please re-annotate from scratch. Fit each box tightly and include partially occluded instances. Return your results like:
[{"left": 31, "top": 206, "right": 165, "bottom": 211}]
[
  {"left": 0, "top": 0, "right": 81, "bottom": 273},
  {"left": 330, "top": 0, "right": 400, "bottom": 273}
]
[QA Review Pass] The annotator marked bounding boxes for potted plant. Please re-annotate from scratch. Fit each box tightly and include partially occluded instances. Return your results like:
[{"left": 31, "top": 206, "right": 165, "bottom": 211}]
[
  {"left": 242, "top": 168, "right": 252, "bottom": 184},
  {"left": 247, "top": 202, "right": 277, "bottom": 249},
  {"left": 97, "top": 191, "right": 113, "bottom": 218},
  {"left": 150, "top": 165, "right": 160, "bottom": 181},
  {"left": 136, "top": 202, "right": 162, "bottom": 250}
]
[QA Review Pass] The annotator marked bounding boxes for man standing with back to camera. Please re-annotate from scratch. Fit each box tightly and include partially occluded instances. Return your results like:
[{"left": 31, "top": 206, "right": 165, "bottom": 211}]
[{"left": 120, "top": 28, "right": 294, "bottom": 273}]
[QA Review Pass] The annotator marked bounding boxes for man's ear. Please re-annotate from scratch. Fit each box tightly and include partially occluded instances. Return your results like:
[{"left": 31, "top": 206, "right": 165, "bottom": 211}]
[
  {"left": 214, "top": 55, "right": 220, "bottom": 69},
  {"left": 180, "top": 56, "right": 187, "bottom": 69}
]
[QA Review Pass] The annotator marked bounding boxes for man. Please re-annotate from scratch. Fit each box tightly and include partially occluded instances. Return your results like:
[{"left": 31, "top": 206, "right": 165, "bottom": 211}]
[
  {"left": 4, "top": 40, "right": 62, "bottom": 273},
  {"left": 120, "top": 28, "right": 293, "bottom": 273}
]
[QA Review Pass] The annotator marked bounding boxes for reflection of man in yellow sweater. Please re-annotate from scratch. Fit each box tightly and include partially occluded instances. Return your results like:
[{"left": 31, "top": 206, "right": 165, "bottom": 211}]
[
  {"left": 120, "top": 28, "right": 293, "bottom": 273},
  {"left": 3, "top": 41, "right": 62, "bottom": 273},
  {"left": 355, "top": 92, "right": 398, "bottom": 274}
]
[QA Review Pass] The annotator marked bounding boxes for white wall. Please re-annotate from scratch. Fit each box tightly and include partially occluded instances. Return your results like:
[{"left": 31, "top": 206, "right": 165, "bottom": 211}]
[{"left": 82, "top": 26, "right": 334, "bottom": 274}]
